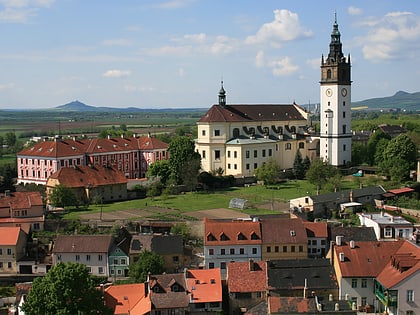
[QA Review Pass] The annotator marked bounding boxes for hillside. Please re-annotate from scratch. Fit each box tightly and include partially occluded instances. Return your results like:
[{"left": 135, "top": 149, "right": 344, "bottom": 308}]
[{"left": 351, "top": 91, "right": 420, "bottom": 111}]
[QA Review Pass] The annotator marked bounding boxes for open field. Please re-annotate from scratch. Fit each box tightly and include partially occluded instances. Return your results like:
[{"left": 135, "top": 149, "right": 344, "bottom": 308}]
[{"left": 64, "top": 178, "right": 363, "bottom": 221}]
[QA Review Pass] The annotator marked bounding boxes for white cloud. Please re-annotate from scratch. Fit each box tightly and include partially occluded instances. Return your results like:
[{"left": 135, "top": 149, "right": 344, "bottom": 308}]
[
  {"left": 245, "top": 9, "right": 313, "bottom": 46},
  {"left": 102, "top": 38, "right": 133, "bottom": 46},
  {"left": 255, "top": 50, "right": 265, "bottom": 68},
  {"left": 124, "top": 85, "right": 157, "bottom": 92},
  {"left": 103, "top": 70, "right": 131, "bottom": 78},
  {"left": 0, "top": 82, "right": 14, "bottom": 90},
  {"left": 269, "top": 56, "right": 299, "bottom": 76},
  {"left": 0, "top": 0, "right": 54, "bottom": 22},
  {"left": 183, "top": 33, "right": 207, "bottom": 43},
  {"left": 348, "top": 6, "right": 362, "bottom": 16},
  {"left": 156, "top": 0, "right": 194, "bottom": 9},
  {"left": 356, "top": 11, "right": 420, "bottom": 61},
  {"left": 307, "top": 58, "right": 321, "bottom": 70}
]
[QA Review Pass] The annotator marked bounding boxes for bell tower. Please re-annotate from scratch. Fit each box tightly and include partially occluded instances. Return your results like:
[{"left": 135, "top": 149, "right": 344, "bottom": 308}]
[{"left": 320, "top": 14, "right": 352, "bottom": 166}]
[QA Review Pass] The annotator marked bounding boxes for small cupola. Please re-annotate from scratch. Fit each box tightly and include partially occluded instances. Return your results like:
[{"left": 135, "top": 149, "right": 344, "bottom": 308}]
[{"left": 218, "top": 81, "right": 226, "bottom": 106}]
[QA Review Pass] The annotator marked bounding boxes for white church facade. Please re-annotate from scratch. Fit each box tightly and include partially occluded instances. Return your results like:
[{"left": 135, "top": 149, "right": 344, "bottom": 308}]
[{"left": 195, "top": 17, "right": 351, "bottom": 176}]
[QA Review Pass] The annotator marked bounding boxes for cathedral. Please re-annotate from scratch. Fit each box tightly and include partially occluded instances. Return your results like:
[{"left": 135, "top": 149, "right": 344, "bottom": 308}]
[{"left": 195, "top": 17, "right": 352, "bottom": 176}]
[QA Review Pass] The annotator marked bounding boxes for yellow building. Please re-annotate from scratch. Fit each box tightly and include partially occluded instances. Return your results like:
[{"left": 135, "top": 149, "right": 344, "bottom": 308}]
[{"left": 195, "top": 83, "right": 316, "bottom": 177}]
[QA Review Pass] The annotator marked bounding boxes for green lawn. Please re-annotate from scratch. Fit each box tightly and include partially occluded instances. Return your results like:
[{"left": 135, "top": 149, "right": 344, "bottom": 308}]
[{"left": 63, "top": 178, "right": 363, "bottom": 220}]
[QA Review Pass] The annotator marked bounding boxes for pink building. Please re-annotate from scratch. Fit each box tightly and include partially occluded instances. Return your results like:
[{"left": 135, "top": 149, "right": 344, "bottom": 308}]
[{"left": 17, "top": 135, "right": 168, "bottom": 185}]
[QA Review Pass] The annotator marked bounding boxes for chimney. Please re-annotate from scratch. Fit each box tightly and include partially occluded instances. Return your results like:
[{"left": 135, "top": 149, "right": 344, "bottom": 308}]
[
  {"left": 249, "top": 259, "right": 255, "bottom": 271},
  {"left": 339, "top": 252, "right": 345, "bottom": 262},
  {"left": 335, "top": 235, "right": 343, "bottom": 246},
  {"left": 350, "top": 240, "right": 355, "bottom": 249},
  {"left": 349, "top": 190, "right": 354, "bottom": 202}
]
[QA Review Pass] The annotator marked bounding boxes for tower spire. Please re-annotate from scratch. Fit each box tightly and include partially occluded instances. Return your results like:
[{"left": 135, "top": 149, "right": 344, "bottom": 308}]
[{"left": 218, "top": 80, "right": 226, "bottom": 106}]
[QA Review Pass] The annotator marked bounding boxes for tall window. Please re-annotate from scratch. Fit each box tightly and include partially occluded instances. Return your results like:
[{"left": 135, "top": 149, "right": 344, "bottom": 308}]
[
  {"left": 407, "top": 290, "right": 414, "bottom": 302},
  {"left": 385, "top": 227, "right": 392, "bottom": 238},
  {"left": 214, "top": 130, "right": 220, "bottom": 136},
  {"left": 351, "top": 279, "right": 358, "bottom": 288},
  {"left": 361, "top": 279, "right": 367, "bottom": 288},
  {"left": 215, "top": 150, "right": 221, "bottom": 160}
]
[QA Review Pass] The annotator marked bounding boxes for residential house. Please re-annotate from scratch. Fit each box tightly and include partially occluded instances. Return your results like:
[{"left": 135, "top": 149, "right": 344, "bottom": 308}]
[
  {"left": 104, "top": 283, "right": 152, "bottom": 315},
  {"left": 185, "top": 268, "right": 223, "bottom": 314},
  {"left": 374, "top": 241, "right": 420, "bottom": 315},
  {"left": 290, "top": 186, "right": 386, "bottom": 218},
  {"left": 52, "top": 235, "right": 114, "bottom": 277},
  {"left": 204, "top": 217, "right": 262, "bottom": 277},
  {"left": 358, "top": 212, "right": 413, "bottom": 241},
  {"left": 329, "top": 226, "right": 377, "bottom": 244},
  {"left": 260, "top": 217, "right": 308, "bottom": 260},
  {"left": 17, "top": 134, "right": 169, "bottom": 185},
  {"left": 331, "top": 239, "right": 404, "bottom": 311},
  {"left": 195, "top": 84, "right": 315, "bottom": 177},
  {"left": 267, "top": 259, "right": 338, "bottom": 298},
  {"left": 227, "top": 260, "right": 267, "bottom": 315},
  {"left": 377, "top": 124, "right": 406, "bottom": 138},
  {"left": 0, "top": 227, "right": 27, "bottom": 274},
  {"left": 109, "top": 242, "right": 130, "bottom": 278},
  {"left": 132, "top": 234, "right": 188, "bottom": 273},
  {"left": 147, "top": 272, "right": 190, "bottom": 315},
  {"left": 46, "top": 165, "right": 128, "bottom": 205},
  {"left": 0, "top": 191, "right": 44, "bottom": 232},
  {"left": 303, "top": 220, "right": 328, "bottom": 258}
]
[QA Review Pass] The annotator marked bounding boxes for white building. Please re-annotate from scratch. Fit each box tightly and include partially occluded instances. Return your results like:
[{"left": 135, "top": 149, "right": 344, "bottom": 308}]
[{"left": 358, "top": 212, "right": 414, "bottom": 241}]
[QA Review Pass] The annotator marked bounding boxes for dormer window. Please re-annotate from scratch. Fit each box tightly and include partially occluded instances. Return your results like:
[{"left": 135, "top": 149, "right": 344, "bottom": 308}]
[
  {"left": 207, "top": 233, "right": 216, "bottom": 242},
  {"left": 237, "top": 233, "right": 247, "bottom": 241},
  {"left": 250, "top": 232, "right": 259, "bottom": 240},
  {"left": 220, "top": 233, "right": 229, "bottom": 241},
  {"left": 290, "top": 230, "right": 296, "bottom": 237}
]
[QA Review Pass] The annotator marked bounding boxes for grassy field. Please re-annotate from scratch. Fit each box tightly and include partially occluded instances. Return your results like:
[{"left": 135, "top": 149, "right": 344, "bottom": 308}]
[{"left": 63, "top": 178, "right": 363, "bottom": 220}]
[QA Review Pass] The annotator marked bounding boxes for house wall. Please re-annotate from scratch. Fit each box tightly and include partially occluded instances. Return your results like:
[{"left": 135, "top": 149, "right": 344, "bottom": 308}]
[
  {"left": 229, "top": 291, "right": 266, "bottom": 315},
  {"left": 0, "top": 230, "right": 27, "bottom": 274},
  {"left": 261, "top": 242, "right": 307, "bottom": 260},
  {"left": 307, "top": 237, "right": 327, "bottom": 258},
  {"left": 340, "top": 277, "right": 377, "bottom": 310},
  {"left": 109, "top": 249, "right": 129, "bottom": 278},
  {"left": 52, "top": 252, "right": 109, "bottom": 276},
  {"left": 392, "top": 272, "right": 420, "bottom": 315}
]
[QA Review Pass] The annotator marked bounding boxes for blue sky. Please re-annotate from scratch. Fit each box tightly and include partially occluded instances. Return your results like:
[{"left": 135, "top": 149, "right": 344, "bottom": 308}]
[{"left": 0, "top": 0, "right": 419, "bottom": 109}]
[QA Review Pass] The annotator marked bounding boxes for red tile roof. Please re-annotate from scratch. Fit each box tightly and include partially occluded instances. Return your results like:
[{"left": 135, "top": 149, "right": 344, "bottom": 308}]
[
  {"left": 376, "top": 241, "right": 420, "bottom": 288},
  {"left": 52, "top": 235, "right": 114, "bottom": 253},
  {"left": 198, "top": 104, "right": 307, "bottom": 123},
  {"left": 48, "top": 165, "right": 127, "bottom": 188},
  {"left": 0, "top": 227, "right": 23, "bottom": 245},
  {"left": 138, "top": 136, "right": 168, "bottom": 150},
  {"left": 227, "top": 260, "right": 267, "bottom": 293},
  {"left": 269, "top": 296, "right": 316, "bottom": 314},
  {"left": 334, "top": 240, "right": 404, "bottom": 277},
  {"left": 0, "top": 191, "right": 43, "bottom": 210},
  {"left": 18, "top": 138, "right": 88, "bottom": 158},
  {"left": 302, "top": 221, "right": 328, "bottom": 238},
  {"left": 185, "top": 268, "right": 222, "bottom": 303},
  {"left": 261, "top": 218, "right": 307, "bottom": 244},
  {"left": 104, "top": 283, "right": 151, "bottom": 315},
  {"left": 204, "top": 218, "right": 262, "bottom": 246},
  {"left": 387, "top": 187, "right": 414, "bottom": 195}
]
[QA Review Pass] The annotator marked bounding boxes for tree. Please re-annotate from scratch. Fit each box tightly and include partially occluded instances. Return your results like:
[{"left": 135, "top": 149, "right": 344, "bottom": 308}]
[
  {"left": 22, "top": 262, "right": 113, "bottom": 315},
  {"left": 171, "top": 222, "right": 191, "bottom": 244},
  {"left": 351, "top": 143, "right": 367, "bottom": 166},
  {"left": 4, "top": 132, "right": 16, "bottom": 147},
  {"left": 48, "top": 184, "right": 79, "bottom": 208},
  {"left": 293, "top": 150, "right": 305, "bottom": 179},
  {"left": 168, "top": 136, "right": 201, "bottom": 185},
  {"left": 129, "top": 250, "right": 165, "bottom": 282},
  {"left": 254, "top": 159, "right": 281, "bottom": 185},
  {"left": 147, "top": 159, "right": 171, "bottom": 184},
  {"left": 366, "top": 130, "right": 391, "bottom": 165},
  {"left": 305, "top": 158, "right": 339, "bottom": 194}
]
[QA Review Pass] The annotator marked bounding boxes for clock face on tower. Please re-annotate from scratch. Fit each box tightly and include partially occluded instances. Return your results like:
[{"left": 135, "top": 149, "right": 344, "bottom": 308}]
[
  {"left": 341, "top": 88, "right": 347, "bottom": 97},
  {"left": 326, "top": 88, "right": 332, "bottom": 97}
]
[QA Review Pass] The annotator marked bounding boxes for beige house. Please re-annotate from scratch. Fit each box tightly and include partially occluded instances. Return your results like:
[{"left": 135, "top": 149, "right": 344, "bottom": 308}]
[
  {"left": 195, "top": 83, "right": 316, "bottom": 177},
  {"left": 0, "top": 227, "right": 27, "bottom": 274},
  {"left": 46, "top": 165, "right": 128, "bottom": 205}
]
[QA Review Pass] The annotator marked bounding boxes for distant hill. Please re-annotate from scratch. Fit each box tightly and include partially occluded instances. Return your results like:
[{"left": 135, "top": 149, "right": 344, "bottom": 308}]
[{"left": 351, "top": 91, "right": 420, "bottom": 111}]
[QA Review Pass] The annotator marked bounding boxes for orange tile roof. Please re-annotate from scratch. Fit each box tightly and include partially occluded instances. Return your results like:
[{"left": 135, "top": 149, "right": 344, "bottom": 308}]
[
  {"left": 0, "top": 227, "right": 23, "bottom": 245},
  {"left": 138, "top": 136, "right": 168, "bottom": 150},
  {"left": 48, "top": 165, "right": 127, "bottom": 188},
  {"left": 261, "top": 218, "right": 307, "bottom": 244},
  {"left": 0, "top": 192, "right": 43, "bottom": 210},
  {"left": 104, "top": 283, "right": 151, "bottom": 315},
  {"left": 204, "top": 218, "right": 262, "bottom": 246},
  {"left": 227, "top": 260, "right": 267, "bottom": 293},
  {"left": 185, "top": 268, "right": 222, "bottom": 303},
  {"left": 302, "top": 221, "right": 328, "bottom": 238},
  {"left": 18, "top": 139, "right": 88, "bottom": 158},
  {"left": 269, "top": 296, "right": 315, "bottom": 314},
  {"left": 376, "top": 241, "right": 420, "bottom": 288},
  {"left": 334, "top": 240, "right": 404, "bottom": 277}
]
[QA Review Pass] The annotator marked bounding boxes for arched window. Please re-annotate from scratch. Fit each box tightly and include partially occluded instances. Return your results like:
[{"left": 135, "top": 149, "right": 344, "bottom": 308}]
[
  {"left": 233, "top": 128, "right": 240, "bottom": 138},
  {"left": 327, "top": 69, "right": 332, "bottom": 79},
  {"left": 299, "top": 142, "right": 305, "bottom": 149}
]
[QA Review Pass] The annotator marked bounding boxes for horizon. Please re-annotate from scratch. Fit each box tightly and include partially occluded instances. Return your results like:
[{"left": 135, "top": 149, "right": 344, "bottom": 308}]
[{"left": 0, "top": 1, "right": 419, "bottom": 109}]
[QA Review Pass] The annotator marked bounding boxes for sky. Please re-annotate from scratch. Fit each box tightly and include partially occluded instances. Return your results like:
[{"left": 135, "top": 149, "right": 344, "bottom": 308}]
[{"left": 0, "top": 0, "right": 419, "bottom": 109}]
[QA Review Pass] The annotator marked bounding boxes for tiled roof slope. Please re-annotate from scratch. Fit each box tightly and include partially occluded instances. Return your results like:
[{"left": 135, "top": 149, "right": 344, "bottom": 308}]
[
  {"left": 0, "top": 191, "right": 43, "bottom": 210},
  {"left": 148, "top": 273, "right": 189, "bottom": 309},
  {"left": 0, "top": 227, "right": 23, "bottom": 245},
  {"left": 198, "top": 104, "right": 307, "bottom": 123},
  {"left": 49, "top": 165, "right": 127, "bottom": 188},
  {"left": 104, "top": 283, "right": 151, "bottom": 315},
  {"left": 227, "top": 260, "right": 267, "bottom": 293},
  {"left": 136, "top": 234, "right": 184, "bottom": 254},
  {"left": 303, "top": 221, "right": 328, "bottom": 238},
  {"left": 185, "top": 268, "right": 222, "bottom": 303},
  {"left": 269, "top": 296, "right": 317, "bottom": 314},
  {"left": 138, "top": 136, "right": 168, "bottom": 150},
  {"left": 52, "top": 235, "right": 114, "bottom": 253},
  {"left": 376, "top": 241, "right": 420, "bottom": 288},
  {"left": 18, "top": 138, "right": 88, "bottom": 158},
  {"left": 329, "top": 226, "right": 377, "bottom": 242},
  {"left": 204, "top": 218, "right": 262, "bottom": 246},
  {"left": 334, "top": 240, "right": 404, "bottom": 277},
  {"left": 261, "top": 218, "right": 307, "bottom": 243}
]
